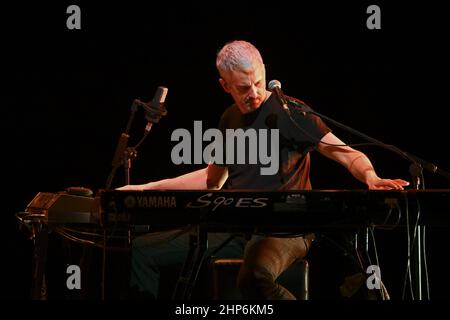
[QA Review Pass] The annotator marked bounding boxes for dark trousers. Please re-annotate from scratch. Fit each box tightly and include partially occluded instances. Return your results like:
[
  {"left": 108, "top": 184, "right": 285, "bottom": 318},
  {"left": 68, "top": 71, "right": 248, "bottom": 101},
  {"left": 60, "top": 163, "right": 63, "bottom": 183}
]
[{"left": 130, "top": 228, "right": 312, "bottom": 300}]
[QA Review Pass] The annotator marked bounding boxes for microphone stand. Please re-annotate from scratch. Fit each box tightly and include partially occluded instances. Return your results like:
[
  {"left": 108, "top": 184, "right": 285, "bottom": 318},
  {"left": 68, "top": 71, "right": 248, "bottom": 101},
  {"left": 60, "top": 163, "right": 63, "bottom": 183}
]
[
  {"left": 101, "top": 100, "right": 139, "bottom": 300},
  {"left": 105, "top": 100, "right": 139, "bottom": 190},
  {"left": 289, "top": 99, "right": 450, "bottom": 300},
  {"left": 102, "top": 98, "right": 167, "bottom": 299}
]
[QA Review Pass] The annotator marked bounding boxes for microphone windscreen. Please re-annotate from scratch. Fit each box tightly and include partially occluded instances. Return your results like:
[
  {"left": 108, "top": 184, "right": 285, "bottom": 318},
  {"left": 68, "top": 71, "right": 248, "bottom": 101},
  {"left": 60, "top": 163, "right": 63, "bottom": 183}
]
[{"left": 268, "top": 79, "right": 282, "bottom": 91}]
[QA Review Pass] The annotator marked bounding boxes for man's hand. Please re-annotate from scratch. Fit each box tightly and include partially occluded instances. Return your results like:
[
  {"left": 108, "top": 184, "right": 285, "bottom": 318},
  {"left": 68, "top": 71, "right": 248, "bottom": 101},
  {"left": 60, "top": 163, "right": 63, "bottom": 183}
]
[
  {"left": 116, "top": 183, "right": 155, "bottom": 191},
  {"left": 366, "top": 176, "right": 410, "bottom": 190}
]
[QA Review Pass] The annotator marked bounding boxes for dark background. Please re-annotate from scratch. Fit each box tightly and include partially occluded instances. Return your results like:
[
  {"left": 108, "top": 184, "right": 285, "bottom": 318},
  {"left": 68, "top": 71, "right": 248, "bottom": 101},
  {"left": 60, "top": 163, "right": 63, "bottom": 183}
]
[{"left": 2, "top": 2, "right": 449, "bottom": 300}]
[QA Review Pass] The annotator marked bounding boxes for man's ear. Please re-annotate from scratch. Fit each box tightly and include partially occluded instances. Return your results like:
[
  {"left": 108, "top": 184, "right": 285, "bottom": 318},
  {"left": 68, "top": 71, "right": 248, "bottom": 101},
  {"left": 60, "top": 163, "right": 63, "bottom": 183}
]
[{"left": 219, "top": 78, "right": 231, "bottom": 93}]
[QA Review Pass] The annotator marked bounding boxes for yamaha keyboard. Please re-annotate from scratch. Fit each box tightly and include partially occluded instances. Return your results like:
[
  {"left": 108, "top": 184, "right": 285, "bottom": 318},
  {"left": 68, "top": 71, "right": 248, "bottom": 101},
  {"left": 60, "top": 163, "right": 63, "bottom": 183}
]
[
  {"left": 22, "top": 189, "right": 450, "bottom": 232},
  {"left": 99, "top": 189, "right": 450, "bottom": 231}
]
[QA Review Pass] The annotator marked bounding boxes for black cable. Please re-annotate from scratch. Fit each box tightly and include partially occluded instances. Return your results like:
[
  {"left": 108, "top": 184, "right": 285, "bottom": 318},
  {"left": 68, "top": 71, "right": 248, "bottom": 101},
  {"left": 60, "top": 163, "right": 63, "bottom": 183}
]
[
  {"left": 422, "top": 225, "right": 430, "bottom": 299},
  {"left": 317, "top": 233, "right": 366, "bottom": 273},
  {"left": 375, "top": 202, "right": 402, "bottom": 230},
  {"left": 368, "top": 226, "right": 387, "bottom": 299},
  {"left": 402, "top": 195, "right": 414, "bottom": 300},
  {"left": 406, "top": 199, "right": 429, "bottom": 300}
]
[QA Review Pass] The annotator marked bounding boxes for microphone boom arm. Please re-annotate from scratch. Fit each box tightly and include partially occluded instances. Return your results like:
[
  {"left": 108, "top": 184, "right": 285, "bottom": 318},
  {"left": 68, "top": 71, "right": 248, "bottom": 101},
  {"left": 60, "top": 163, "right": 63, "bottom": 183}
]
[{"left": 288, "top": 99, "right": 450, "bottom": 183}]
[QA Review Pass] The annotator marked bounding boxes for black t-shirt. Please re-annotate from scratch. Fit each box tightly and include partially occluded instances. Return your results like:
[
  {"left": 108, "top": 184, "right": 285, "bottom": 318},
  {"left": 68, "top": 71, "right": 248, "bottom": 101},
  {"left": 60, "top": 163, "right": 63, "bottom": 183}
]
[{"left": 217, "top": 93, "right": 330, "bottom": 190}]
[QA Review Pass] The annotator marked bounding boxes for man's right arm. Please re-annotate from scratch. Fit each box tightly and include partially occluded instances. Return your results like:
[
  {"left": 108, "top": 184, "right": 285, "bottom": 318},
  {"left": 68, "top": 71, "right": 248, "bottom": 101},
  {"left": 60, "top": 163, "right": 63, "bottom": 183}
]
[{"left": 116, "top": 164, "right": 228, "bottom": 191}]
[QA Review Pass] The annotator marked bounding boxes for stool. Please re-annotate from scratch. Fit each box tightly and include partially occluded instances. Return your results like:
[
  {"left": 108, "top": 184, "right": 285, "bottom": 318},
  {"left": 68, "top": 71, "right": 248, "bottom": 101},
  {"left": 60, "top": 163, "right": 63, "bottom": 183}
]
[{"left": 209, "top": 258, "right": 309, "bottom": 300}]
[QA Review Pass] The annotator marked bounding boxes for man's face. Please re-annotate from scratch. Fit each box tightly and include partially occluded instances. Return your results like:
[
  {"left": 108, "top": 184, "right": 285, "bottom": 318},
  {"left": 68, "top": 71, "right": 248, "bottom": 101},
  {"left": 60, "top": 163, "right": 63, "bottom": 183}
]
[{"left": 219, "top": 62, "right": 268, "bottom": 114}]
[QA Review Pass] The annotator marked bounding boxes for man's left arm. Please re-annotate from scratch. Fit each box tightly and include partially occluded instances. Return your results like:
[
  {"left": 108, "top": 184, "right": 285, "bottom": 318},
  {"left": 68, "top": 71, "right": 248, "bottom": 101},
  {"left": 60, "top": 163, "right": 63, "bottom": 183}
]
[{"left": 317, "top": 132, "right": 409, "bottom": 190}]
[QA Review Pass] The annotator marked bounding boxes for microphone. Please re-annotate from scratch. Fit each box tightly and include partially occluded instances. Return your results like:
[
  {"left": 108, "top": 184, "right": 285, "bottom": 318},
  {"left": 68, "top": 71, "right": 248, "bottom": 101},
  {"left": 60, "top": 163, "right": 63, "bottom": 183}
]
[
  {"left": 268, "top": 80, "right": 290, "bottom": 114},
  {"left": 136, "top": 86, "right": 168, "bottom": 132}
]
